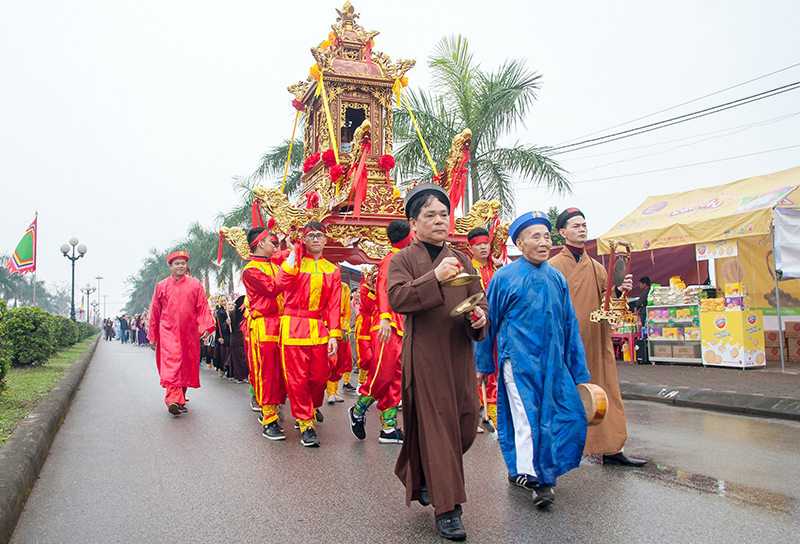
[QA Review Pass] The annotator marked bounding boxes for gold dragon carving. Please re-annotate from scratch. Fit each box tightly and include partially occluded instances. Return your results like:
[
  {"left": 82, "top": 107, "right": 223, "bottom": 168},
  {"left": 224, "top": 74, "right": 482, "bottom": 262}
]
[
  {"left": 453, "top": 199, "right": 500, "bottom": 234},
  {"left": 219, "top": 226, "right": 252, "bottom": 261}
]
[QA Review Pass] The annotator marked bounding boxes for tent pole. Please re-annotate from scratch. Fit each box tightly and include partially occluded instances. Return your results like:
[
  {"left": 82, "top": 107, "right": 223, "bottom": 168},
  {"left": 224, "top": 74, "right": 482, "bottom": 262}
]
[{"left": 771, "top": 222, "right": 785, "bottom": 373}]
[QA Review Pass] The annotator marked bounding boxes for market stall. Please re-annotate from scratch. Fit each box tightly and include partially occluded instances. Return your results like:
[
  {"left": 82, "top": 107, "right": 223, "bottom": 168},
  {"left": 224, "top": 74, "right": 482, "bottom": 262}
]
[{"left": 597, "top": 165, "right": 800, "bottom": 369}]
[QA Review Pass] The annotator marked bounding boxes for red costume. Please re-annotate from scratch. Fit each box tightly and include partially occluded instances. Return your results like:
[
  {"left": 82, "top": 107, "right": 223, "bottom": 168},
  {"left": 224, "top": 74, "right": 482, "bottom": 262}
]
[
  {"left": 363, "top": 248, "right": 404, "bottom": 415},
  {"left": 354, "top": 280, "right": 375, "bottom": 385},
  {"left": 327, "top": 282, "right": 352, "bottom": 397},
  {"left": 148, "top": 272, "right": 215, "bottom": 407},
  {"left": 472, "top": 257, "right": 498, "bottom": 425},
  {"left": 275, "top": 255, "right": 342, "bottom": 426},
  {"left": 242, "top": 255, "right": 286, "bottom": 425}
]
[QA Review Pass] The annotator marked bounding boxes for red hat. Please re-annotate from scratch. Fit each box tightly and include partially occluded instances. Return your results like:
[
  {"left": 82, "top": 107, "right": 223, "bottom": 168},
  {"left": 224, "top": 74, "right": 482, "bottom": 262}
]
[{"left": 167, "top": 250, "right": 189, "bottom": 264}]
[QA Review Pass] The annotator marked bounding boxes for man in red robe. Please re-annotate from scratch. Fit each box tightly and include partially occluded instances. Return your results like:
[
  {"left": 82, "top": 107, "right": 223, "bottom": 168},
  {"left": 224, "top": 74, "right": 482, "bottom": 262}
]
[
  {"left": 348, "top": 220, "right": 411, "bottom": 444},
  {"left": 275, "top": 221, "right": 342, "bottom": 447},
  {"left": 148, "top": 250, "right": 215, "bottom": 415},
  {"left": 326, "top": 282, "right": 352, "bottom": 404},
  {"left": 353, "top": 276, "right": 375, "bottom": 392},
  {"left": 468, "top": 226, "right": 501, "bottom": 432},
  {"left": 242, "top": 228, "right": 286, "bottom": 440}
]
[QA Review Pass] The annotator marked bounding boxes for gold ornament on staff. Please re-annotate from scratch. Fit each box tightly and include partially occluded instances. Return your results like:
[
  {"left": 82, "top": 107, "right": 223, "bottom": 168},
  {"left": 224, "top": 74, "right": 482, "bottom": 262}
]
[{"left": 590, "top": 239, "right": 638, "bottom": 326}]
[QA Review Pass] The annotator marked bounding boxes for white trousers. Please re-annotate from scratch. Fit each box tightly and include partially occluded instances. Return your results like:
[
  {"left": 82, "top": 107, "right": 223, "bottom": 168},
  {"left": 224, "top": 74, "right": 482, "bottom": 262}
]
[{"left": 502, "top": 359, "right": 536, "bottom": 478}]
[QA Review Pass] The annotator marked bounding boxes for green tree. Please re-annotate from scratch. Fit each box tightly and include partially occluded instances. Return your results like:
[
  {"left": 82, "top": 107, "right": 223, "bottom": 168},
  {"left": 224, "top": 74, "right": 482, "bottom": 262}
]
[
  {"left": 394, "top": 35, "right": 570, "bottom": 218},
  {"left": 249, "top": 137, "right": 305, "bottom": 198},
  {"left": 548, "top": 206, "right": 565, "bottom": 246}
]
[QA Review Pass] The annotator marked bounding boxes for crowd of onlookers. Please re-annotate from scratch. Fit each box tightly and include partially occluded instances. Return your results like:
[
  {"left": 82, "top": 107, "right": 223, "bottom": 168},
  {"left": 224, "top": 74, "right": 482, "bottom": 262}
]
[{"left": 101, "top": 313, "right": 150, "bottom": 346}]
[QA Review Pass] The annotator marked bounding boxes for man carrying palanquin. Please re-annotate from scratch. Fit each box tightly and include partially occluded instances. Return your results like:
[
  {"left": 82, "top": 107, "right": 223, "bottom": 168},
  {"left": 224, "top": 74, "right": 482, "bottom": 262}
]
[{"left": 275, "top": 221, "right": 342, "bottom": 448}]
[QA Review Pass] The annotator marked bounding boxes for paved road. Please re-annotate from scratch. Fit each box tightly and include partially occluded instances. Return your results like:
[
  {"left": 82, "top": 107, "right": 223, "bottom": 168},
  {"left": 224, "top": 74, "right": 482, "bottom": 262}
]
[{"left": 10, "top": 340, "right": 800, "bottom": 543}]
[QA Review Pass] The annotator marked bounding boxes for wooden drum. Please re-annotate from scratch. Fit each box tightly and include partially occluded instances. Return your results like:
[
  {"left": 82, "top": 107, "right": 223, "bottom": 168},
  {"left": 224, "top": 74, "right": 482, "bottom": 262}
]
[{"left": 577, "top": 383, "right": 607, "bottom": 426}]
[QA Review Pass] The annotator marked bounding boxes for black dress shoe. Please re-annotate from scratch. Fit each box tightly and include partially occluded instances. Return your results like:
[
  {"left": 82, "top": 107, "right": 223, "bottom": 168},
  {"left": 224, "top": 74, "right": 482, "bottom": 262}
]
[
  {"left": 436, "top": 516, "right": 466, "bottom": 541},
  {"left": 416, "top": 485, "right": 430, "bottom": 506},
  {"left": 603, "top": 452, "right": 647, "bottom": 467}
]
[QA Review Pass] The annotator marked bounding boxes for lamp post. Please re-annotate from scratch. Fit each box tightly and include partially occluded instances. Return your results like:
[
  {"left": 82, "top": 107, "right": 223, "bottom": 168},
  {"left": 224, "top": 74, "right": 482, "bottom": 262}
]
[
  {"left": 80, "top": 284, "right": 96, "bottom": 324},
  {"left": 60, "top": 238, "right": 87, "bottom": 322},
  {"left": 91, "top": 301, "right": 100, "bottom": 326},
  {"left": 95, "top": 276, "right": 103, "bottom": 319}
]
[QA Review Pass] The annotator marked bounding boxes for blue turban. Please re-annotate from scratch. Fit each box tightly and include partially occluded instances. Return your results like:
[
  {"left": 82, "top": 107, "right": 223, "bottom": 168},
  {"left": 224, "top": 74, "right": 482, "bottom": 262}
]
[{"left": 510, "top": 211, "right": 552, "bottom": 242}]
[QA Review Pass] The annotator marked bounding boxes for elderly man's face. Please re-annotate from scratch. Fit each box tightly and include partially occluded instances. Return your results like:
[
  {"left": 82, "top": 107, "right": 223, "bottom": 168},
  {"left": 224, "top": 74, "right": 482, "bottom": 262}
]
[
  {"left": 410, "top": 197, "right": 449, "bottom": 245},
  {"left": 516, "top": 224, "right": 552, "bottom": 265}
]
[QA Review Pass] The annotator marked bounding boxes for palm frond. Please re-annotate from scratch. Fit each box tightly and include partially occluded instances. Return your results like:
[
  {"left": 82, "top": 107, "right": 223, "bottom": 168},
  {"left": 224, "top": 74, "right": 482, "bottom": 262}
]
[
  {"left": 473, "top": 59, "right": 543, "bottom": 145},
  {"left": 481, "top": 144, "right": 571, "bottom": 196},
  {"left": 429, "top": 35, "right": 478, "bottom": 124}
]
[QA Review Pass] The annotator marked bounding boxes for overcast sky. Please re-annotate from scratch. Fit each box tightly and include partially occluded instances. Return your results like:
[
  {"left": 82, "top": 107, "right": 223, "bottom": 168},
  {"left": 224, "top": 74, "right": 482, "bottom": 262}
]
[{"left": 2, "top": 0, "right": 799, "bottom": 316}]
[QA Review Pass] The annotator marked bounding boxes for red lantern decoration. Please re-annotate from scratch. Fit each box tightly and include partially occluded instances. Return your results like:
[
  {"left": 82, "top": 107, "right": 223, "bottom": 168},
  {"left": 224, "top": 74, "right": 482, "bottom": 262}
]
[
  {"left": 303, "top": 153, "right": 321, "bottom": 173},
  {"left": 322, "top": 149, "right": 337, "bottom": 167}
]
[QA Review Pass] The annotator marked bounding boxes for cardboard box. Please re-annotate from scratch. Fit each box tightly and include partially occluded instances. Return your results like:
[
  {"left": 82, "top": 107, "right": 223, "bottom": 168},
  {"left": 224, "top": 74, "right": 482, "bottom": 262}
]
[
  {"left": 652, "top": 344, "right": 673, "bottom": 358},
  {"left": 725, "top": 297, "right": 743, "bottom": 311},
  {"left": 673, "top": 344, "right": 701, "bottom": 358},
  {"left": 764, "top": 330, "right": 784, "bottom": 346},
  {"left": 765, "top": 346, "right": 783, "bottom": 360},
  {"left": 785, "top": 322, "right": 800, "bottom": 338},
  {"left": 724, "top": 283, "right": 743, "bottom": 296}
]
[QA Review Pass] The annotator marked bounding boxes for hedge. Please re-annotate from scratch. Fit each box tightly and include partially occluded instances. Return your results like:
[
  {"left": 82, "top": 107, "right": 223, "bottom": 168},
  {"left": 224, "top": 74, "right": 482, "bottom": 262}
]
[
  {"left": 0, "top": 305, "right": 98, "bottom": 379},
  {"left": 0, "top": 301, "right": 8, "bottom": 392}
]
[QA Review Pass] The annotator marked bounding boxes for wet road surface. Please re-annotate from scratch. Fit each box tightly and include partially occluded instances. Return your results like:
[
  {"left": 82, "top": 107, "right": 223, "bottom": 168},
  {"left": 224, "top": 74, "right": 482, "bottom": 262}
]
[{"left": 10, "top": 340, "right": 800, "bottom": 543}]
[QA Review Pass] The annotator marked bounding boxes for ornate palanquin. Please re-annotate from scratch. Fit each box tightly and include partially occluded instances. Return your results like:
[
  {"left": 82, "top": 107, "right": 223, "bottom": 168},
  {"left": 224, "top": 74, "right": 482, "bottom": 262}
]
[{"left": 238, "top": 3, "right": 509, "bottom": 265}]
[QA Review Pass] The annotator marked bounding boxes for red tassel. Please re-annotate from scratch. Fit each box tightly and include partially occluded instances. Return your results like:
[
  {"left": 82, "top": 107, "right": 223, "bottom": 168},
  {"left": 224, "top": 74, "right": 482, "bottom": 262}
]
[
  {"left": 352, "top": 142, "right": 371, "bottom": 218},
  {"left": 251, "top": 201, "right": 264, "bottom": 229},
  {"left": 217, "top": 232, "right": 224, "bottom": 264},
  {"left": 267, "top": 217, "right": 275, "bottom": 231},
  {"left": 448, "top": 151, "right": 470, "bottom": 232}
]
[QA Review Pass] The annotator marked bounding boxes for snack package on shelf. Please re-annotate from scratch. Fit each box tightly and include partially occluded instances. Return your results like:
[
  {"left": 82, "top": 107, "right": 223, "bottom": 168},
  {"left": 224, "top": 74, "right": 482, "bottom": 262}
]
[{"left": 700, "top": 297, "right": 725, "bottom": 312}]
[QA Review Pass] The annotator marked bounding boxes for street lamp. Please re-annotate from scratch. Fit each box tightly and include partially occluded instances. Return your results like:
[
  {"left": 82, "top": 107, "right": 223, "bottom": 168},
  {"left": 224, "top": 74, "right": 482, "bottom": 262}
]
[
  {"left": 95, "top": 276, "right": 103, "bottom": 319},
  {"left": 80, "top": 283, "right": 96, "bottom": 324},
  {"left": 60, "top": 238, "right": 87, "bottom": 322},
  {"left": 91, "top": 301, "right": 100, "bottom": 326}
]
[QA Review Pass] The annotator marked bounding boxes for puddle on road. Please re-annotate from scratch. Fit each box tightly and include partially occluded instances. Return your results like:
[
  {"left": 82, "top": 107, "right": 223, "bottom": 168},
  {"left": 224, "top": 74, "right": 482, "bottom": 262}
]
[{"left": 583, "top": 455, "right": 799, "bottom": 517}]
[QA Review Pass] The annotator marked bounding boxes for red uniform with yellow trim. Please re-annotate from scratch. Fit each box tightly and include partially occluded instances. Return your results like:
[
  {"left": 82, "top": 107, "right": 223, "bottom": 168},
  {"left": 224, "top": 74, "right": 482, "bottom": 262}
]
[
  {"left": 472, "top": 257, "right": 498, "bottom": 424},
  {"left": 275, "top": 256, "right": 342, "bottom": 424},
  {"left": 326, "top": 282, "right": 352, "bottom": 396},
  {"left": 242, "top": 255, "right": 285, "bottom": 425},
  {"left": 354, "top": 280, "right": 375, "bottom": 385},
  {"left": 362, "top": 248, "right": 403, "bottom": 412}
]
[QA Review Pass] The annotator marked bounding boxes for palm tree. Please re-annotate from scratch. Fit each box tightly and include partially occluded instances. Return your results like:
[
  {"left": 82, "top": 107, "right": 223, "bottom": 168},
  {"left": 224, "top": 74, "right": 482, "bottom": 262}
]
[
  {"left": 249, "top": 137, "right": 305, "bottom": 198},
  {"left": 124, "top": 248, "right": 169, "bottom": 314},
  {"left": 394, "top": 35, "right": 570, "bottom": 217}
]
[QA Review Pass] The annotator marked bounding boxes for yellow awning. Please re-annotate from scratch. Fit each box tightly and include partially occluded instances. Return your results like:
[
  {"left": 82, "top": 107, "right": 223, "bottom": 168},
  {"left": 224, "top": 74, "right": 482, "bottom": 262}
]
[{"left": 597, "top": 165, "right": 800, "bottom": 254}]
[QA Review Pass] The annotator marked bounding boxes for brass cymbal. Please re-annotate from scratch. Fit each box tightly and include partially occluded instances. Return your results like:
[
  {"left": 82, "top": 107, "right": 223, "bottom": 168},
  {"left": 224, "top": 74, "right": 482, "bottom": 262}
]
[
  {"left": 449, "top": 292, "right": 484, "bottom": 317},
  {"left": 441, "top": 272, "right": 481, "bottom": 288}
]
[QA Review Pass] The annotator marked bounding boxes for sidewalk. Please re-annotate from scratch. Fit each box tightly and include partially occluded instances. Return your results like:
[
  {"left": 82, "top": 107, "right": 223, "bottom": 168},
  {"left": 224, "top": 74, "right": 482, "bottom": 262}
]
[{"left": 616, "top": 358, "right": 800, "bottom": 421}]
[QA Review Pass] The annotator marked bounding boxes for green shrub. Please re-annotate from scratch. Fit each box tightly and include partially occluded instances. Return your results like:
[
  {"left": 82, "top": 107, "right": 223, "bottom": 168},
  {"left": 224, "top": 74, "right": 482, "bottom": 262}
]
[
  {"left": 5, "top": 306, "right": 55, "bottom": 366},
  {"left": 0, "top": 301, "right": 9, "bottom": 392},
  {"left": 46, "top": 314, "right": 78, "bottom": 349},
  {"left": 75, "top": 321, "right": 98, "bottom": 341}
]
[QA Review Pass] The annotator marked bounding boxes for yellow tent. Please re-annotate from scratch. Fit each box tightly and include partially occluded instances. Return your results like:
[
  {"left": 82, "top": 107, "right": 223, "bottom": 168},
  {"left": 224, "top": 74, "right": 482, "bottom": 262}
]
[{"left": 597, "top": 165, "right": 800, "bottom": 255}]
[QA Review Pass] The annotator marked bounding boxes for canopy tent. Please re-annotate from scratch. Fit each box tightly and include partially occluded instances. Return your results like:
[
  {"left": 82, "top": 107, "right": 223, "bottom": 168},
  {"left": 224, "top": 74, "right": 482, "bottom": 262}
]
[
  {"left": 597, "top": 165, "right": 800, "bottom": 255},
  {"left": 597, "top": 165, "right": 800, "bottom": 373}
]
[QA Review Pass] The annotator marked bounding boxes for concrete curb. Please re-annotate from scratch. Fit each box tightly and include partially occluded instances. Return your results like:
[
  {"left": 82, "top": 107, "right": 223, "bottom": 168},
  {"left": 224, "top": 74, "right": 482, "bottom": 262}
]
[
  {"left": 620, "top": 382, "right": 800, "bottom": 422},
  {"left": 0, "top": 335, "right": 99, "bottom": 544}
]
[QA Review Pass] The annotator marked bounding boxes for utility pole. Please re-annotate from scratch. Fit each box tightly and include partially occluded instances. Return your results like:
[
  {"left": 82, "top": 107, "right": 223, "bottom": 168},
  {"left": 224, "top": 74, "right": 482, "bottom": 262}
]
[{"left": 103, "top": 294, "right": 108, "bottom": 319}]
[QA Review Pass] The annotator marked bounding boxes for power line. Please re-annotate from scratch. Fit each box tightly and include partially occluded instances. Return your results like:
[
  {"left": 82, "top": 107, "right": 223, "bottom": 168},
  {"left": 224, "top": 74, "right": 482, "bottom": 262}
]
[
  {"left": 555, "top": 61, "right": 800, "bottom": 146},
  {"left": 569, "top": 144, "right": 800, "bottom": 184},
  {"left": 564, "top": 112, "right": 800, "bottom": 162},
  {"left": 548, "top": 81, "right": 800, "bottom": 155},
  {"left": 570, "top": 112, "right": 800, "bottom": 173}
]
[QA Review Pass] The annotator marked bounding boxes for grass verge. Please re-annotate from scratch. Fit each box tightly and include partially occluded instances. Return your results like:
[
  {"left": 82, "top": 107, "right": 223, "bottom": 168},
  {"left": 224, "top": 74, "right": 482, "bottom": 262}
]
[{"left": 0, "top": 335, "right": 98, "bottom": 446}]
